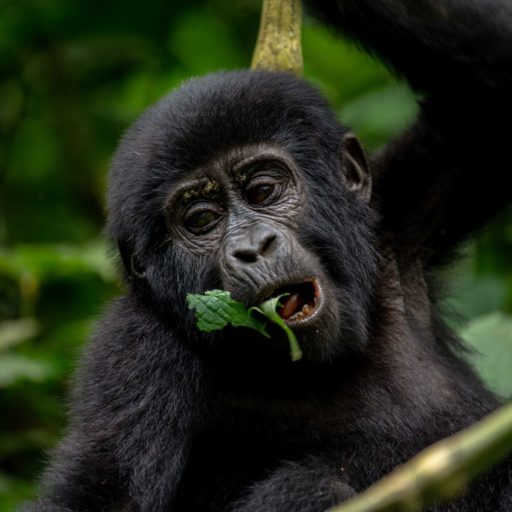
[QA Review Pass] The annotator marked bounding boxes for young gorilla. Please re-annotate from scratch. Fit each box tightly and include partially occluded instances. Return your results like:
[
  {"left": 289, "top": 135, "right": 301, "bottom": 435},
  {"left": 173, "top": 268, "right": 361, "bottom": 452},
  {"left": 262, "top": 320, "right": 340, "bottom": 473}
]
[{"left": 23, "top": 0, "right": 512, "bottom": 511}]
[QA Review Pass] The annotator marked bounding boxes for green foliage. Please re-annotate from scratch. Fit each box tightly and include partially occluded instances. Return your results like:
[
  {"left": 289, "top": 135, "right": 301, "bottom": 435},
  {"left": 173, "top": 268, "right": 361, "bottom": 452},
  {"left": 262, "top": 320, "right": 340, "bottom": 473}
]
[
  {"left": 463, "top": 312, "right": 512, "bottom": 399},
  {"left": 187, "top": 289, "right": 270, "bottom": 336},
  {"left": 0, "top": 319, "right": 39, "bottom": 351},
  {"left": 251, "top": 295, "right": 303, "bottom": 362},
  {"left": 187, "top": 290, "right": 302, "bottom": 361},
  {"left": 0, "top": 0, "right": 511, "bottom": 509},
  {"left": 0, "top": 354, "right": 55, "bottom": 388}
]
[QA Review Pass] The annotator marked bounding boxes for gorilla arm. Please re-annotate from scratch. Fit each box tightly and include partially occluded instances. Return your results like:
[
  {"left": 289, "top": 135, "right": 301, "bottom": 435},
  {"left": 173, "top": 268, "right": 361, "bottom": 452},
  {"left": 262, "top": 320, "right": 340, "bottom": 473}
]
[
  {"left": 20, "top": 297, "right": 205, "bottom": 512},
  {"left": 305, "top": 0, "right": 512, "bottom": 263},
  {"left": 230, "top": 457, "right": 355, "bottom": 512}
]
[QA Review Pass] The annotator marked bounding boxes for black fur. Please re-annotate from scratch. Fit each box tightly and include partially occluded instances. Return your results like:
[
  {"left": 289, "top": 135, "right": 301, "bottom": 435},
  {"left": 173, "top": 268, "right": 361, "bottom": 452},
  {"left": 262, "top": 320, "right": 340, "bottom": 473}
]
[{"left": 22, "top": 1, "right": 512, "bottom": 511}]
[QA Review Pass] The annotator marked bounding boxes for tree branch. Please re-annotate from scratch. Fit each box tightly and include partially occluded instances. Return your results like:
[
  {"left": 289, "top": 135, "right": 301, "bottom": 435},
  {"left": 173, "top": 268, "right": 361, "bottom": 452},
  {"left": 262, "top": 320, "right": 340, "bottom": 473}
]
[
  {"left": 251, "top": 0, "right": 303, "bottom": 75},
  {"left": 329, "top": 401, "right": 512, "bottom": 512}
]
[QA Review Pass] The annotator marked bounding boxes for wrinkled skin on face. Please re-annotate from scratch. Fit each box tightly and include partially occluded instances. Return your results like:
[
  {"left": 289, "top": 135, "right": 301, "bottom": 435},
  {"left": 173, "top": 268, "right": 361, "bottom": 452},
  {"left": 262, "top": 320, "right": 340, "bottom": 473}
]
[{"left": 108, "top": 71, "right": 378, "bottom": 363}]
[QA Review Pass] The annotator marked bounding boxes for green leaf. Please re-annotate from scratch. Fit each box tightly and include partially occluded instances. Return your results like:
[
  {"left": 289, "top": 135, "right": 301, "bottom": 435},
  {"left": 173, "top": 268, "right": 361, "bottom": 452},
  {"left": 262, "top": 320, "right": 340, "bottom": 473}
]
[
  {"left": 0, "top": 472, "right": 36, "bottom": 510},
  {"left": 0, "top": 354, "right": 55, "bottom": 388},
  {"left": 461, "top": 312, "right": 512, "bottom": 399},
  {"left": 0, "top": 242, "right": 115, "bottom": 282},
  {"left": 186, "top": 290, "right": 269, "bottom": 337},
  {"left": 187, "top": 290, "right": 303, "bottom": 362},
  {"left": 0, "top": 318, "right": 39, "bottom": 352},
  {"left": 251, "top": 295, "right": 303, "bottom": 362}
]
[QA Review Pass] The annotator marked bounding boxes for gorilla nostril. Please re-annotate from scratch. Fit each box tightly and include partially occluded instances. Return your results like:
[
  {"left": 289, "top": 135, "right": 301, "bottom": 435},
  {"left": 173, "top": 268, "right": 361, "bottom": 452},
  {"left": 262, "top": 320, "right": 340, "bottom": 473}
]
[
  {"left": 233, "top": 249, "right": 258, "bottom": 264},
  {"left": 260, "top": 234, "right": 277, "bottom": 256},
  {"left": 230, "top": 228, "right": 278, "bottom": 264}
]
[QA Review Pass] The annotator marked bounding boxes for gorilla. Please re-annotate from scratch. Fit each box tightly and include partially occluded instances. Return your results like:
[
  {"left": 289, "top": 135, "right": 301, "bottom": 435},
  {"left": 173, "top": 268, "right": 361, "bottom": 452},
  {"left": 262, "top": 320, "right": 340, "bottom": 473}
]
[{"left": 22, "top": 0, "right": 512, "bottom": 510}]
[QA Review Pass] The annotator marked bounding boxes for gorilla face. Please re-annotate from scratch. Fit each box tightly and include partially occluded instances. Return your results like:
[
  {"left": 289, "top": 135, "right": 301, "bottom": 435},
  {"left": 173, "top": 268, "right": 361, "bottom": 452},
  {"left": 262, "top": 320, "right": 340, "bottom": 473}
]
[
  {"left": 164, "top": 142, "right": 340, "bottom": 360},
  {"left": 108, "top": 70, "right": 378, "bottom": 362}
]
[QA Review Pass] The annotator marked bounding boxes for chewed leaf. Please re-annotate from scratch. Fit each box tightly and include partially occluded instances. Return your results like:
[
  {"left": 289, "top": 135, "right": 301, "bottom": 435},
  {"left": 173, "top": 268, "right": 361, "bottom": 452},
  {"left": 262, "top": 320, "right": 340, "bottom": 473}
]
[
  {"left": 187, "top": 289, "right": 303, "bottom": 362},
  {"left": 251, "top": 294, "right": 303, "bottom": 362},
  {"left": 187, "top": 290, "right": 269, "bottom": 337}
]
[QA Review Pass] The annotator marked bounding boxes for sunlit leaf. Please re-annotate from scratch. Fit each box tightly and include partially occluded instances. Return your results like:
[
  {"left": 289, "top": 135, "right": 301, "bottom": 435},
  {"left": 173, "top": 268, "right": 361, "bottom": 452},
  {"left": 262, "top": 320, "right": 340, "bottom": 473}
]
[
  {"left": 0, "top": 242, "right": 115, "bottom": 282},
  {"left": 0, "top": 319, "right": 39, "bottom": 351},
  {"left": 462, "top": 312, "right": 512, "bottom": 398},
  {"left": 0, "top": 354, "right": 55, "bottom": 388}
]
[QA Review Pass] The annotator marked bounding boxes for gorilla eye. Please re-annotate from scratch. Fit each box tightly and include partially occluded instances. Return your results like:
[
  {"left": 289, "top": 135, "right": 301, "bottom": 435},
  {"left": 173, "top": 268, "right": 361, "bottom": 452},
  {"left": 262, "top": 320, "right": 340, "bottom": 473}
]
[
  {"left": 184, "top": 205, "right": 222, "bottom": 233},
  {"left": 245, "top": 182, "right": 278, "bottom": 206},
  {"left": 246, "top": 183, "right": 274, "bottom": 205}
]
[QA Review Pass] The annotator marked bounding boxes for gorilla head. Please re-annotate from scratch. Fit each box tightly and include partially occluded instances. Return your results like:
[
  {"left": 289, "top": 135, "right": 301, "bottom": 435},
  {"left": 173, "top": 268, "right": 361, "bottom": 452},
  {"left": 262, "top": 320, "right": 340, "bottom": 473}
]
[{"left": 108, "top": 70, "right": 377, "bottom": 362}]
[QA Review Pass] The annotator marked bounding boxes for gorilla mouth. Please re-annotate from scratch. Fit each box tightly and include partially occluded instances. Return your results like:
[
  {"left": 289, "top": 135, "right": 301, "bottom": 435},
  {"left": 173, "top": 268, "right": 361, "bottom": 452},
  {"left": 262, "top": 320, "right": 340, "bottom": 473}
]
[{"left": 271, "top": 279, "right": 322, "bottom": 325}]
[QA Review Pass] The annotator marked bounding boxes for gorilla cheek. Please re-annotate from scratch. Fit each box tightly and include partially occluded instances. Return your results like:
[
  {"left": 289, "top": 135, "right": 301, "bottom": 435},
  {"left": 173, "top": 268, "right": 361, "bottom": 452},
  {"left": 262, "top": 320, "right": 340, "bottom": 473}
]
[{"left": 140, "top": 249, "right": 219, "bottom": 322}]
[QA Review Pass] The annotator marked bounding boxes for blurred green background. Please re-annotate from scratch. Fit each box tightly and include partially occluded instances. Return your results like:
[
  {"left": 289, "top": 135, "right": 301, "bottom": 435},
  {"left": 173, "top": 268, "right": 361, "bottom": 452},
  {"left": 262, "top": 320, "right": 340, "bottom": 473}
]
[{"left": 1, "top": 0, "right": 511, "bottom": 509}]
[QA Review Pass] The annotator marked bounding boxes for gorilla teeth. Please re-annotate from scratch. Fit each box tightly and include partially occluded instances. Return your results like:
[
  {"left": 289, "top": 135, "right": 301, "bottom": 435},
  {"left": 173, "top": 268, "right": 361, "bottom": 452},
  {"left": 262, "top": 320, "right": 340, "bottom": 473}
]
[
  {"left": 275, "top": 281, "right": 318, "bottom": 322},
  {"left": 292, "top": 303, "right": 313, "bottom": 320}
]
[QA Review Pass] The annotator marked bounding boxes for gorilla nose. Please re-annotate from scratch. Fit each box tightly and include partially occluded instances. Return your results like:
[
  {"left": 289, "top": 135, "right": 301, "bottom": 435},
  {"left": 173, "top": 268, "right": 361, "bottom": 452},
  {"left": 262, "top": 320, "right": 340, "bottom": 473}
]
[{"left": 229, "top": 225, "right": 278, "bottom": 264}]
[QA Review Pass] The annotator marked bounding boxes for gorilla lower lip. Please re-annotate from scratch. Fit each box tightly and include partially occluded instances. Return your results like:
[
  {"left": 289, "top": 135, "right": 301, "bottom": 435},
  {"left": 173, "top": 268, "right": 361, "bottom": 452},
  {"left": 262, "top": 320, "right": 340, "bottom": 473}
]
[{"left": 273, "top": 279, "right": 321, "bottom": 324}]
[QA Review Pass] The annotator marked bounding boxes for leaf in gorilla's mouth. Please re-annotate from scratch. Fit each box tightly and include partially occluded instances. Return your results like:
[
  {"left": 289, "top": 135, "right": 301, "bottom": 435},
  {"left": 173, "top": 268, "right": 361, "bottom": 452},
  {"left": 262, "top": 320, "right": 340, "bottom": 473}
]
[
  {"left": 186, "top": 280, "right": 322, "bottom": 362},
  {"left": 187, "top": 289, "right": 303, "bottom": 361},
  {"left": 270, "top": 279, "right": 321, "bottom": 325}
]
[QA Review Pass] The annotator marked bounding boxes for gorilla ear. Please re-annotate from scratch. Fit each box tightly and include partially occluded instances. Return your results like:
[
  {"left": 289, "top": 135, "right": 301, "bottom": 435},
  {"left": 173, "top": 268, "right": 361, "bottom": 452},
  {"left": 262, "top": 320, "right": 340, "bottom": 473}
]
[
  {"left": 341, "top": 132, "right": 371, "bottom": 203},
  {"left": 117, "top": 239, "right": 146, "bottom": 280}
]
